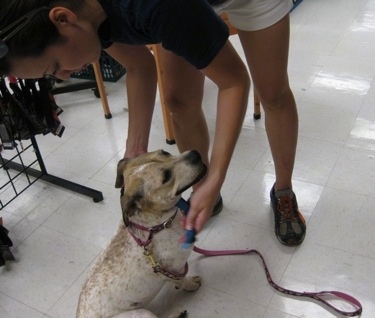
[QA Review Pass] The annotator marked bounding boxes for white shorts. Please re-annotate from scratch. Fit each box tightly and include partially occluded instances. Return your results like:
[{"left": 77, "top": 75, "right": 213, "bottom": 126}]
[{"left": 212, "top": 0, "right": 294, "bottom": 31}]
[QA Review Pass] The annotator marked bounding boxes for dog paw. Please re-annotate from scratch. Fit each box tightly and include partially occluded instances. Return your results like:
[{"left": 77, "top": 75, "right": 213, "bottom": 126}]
[{"left": 181, "top": 275, "right": 201, "bottom": 292}]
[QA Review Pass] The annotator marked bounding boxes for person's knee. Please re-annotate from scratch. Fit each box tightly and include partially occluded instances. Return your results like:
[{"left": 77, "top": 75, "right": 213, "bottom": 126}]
[
  {"left": 257, "top": 85, "right": 293, "bottom": 112},
  {"left": 164, "top": 89, "right": 202, "bottom": 115},
  {"left": 164, "top": 92, "right": 185, "bottom": 114}
]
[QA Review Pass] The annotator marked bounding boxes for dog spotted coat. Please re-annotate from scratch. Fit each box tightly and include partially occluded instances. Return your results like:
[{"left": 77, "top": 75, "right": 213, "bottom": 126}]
[{"left": 76, "top": 150, "right": 206, "bottom": 318}]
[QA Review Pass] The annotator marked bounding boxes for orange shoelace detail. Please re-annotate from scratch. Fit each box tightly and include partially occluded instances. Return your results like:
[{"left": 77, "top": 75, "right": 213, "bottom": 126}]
[{"left": 277, "top": 195, "right": 297, "bottom": 222}]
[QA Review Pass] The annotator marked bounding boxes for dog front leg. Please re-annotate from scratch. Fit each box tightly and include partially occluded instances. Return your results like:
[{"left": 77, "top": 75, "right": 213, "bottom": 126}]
[{"left": 175, "top": 276, "right": 201, "bottom": 292}]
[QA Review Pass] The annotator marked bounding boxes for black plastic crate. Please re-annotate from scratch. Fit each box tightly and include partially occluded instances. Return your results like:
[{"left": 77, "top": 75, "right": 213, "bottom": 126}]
[{"left": 71, "top": 51, "right": 126, "bottom": 82}]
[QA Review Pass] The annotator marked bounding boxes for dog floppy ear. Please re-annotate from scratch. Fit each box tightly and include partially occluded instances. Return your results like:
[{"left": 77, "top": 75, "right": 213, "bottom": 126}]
[
  {"left": 120, "top": 178, "right": 144, "bottom": 225},
  {"left": 115, "top": 158, "right": 128, "bottom": 188}
]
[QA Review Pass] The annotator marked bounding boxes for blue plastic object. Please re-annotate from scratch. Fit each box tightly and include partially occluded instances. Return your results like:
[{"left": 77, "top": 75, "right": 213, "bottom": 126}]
[{"left": 176, "top": 198, "right": 196, "bottom": 249}]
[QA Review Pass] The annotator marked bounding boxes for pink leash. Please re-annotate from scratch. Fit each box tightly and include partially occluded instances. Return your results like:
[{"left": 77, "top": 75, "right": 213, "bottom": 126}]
[
  {"left": 176, "top": 198, "right": 363, "bottom": 317},
  {"left": 192, "top": 246, "right": 362, "bottom": 317}
]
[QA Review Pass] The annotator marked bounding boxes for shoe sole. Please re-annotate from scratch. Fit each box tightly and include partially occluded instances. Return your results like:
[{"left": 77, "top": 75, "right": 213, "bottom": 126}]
[{"left": 212, "top": 196, "right": 223, "bottom": 217}]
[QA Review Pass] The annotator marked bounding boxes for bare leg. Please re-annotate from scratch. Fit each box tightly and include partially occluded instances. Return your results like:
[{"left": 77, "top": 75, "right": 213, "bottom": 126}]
[
  {"left": 156, "top": 42, "right": 248, "bottom": 230},
  {"left": 155, "top": 45, "right": 209, "bottom": 169},
  {"left": 237, "top": 15, "right": 297, "bottom": 192},
  {"left": 238, "top": 15, "right": 305, "bottom": 245}
]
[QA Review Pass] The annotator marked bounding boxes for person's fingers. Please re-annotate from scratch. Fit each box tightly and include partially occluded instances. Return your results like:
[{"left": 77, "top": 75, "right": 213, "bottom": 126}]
[
  {"left": 184, "top": 184, "right": 218, "bottom": 232},
  {"left": 185, "top": 202, "right": 211, "bottom": 232},
  {"left": 185, "top": 207, "right": 198, "bottom": 231},
  {"left": 193, "top": 211, "right": 210, "bottom": 232}
]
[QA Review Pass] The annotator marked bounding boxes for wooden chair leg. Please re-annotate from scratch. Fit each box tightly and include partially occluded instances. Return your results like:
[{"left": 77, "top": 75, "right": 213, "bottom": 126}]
[
  {"left": 92, "top": 61, "right": 112, "bottom": 119},
  {"left": 253, "top": 91, "right": 261, "bottom": 120},
  {"left": 150, "top": 44, "right": 175, "bottom": 144}
]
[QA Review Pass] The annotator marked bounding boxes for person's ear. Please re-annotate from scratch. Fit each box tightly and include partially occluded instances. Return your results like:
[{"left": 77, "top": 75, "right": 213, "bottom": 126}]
[{"left": 48, "top": 7, "right": 77, "bottom": 29}]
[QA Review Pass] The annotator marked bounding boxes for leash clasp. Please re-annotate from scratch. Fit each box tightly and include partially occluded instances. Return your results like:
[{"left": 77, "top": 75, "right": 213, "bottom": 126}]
[
  {"left": 143, "top": 248, "right": 161, "bottom": 270},
  {"left": 163, "top": 217, "right": 173, "bottom": 229}
]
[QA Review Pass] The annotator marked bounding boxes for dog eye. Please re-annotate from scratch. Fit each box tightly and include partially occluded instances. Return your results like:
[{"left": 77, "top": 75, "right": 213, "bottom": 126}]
[{"left": 162, "top": 170, "right": 172, "bottom": 184}]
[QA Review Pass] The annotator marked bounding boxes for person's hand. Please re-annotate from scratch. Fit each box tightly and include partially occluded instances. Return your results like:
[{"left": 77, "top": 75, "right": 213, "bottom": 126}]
[{"left": 185, "top": 183, "right": 219, "bottom": 233}]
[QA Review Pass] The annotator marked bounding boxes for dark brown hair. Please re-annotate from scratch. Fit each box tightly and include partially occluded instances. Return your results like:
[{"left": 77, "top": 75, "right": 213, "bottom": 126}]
[{"left": 0, "top": 0, "right": 86, "bottom": 76}]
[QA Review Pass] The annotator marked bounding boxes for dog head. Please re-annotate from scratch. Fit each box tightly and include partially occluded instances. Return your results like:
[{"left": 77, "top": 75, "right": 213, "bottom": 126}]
[{"left": 115, "top": 150, "right": 207, "bottom": 224}]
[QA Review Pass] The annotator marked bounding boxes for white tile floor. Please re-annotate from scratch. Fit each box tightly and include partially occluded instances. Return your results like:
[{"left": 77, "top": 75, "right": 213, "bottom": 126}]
[{"left": 1, "top": 0, "right": 375, "bottom": 317}]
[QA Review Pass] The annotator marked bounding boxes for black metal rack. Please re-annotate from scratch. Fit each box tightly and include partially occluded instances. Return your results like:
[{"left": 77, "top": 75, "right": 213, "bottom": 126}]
[
  {"left": 0, "top": 135, "right": 103, "bottom": 210},
  {"left": 0, "top": 77, "right": 104, "bottom": 211}
]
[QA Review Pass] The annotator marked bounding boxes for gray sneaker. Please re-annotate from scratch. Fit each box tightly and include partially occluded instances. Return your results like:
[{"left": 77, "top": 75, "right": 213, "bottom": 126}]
[{"left": 270, "top": 185, "right": 306, "bottom": 246}]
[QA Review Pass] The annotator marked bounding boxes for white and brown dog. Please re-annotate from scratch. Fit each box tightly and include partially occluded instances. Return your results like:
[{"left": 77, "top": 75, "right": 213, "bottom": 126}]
[{"left": 77, "top": 150, "right": 207, "bottom": 318}]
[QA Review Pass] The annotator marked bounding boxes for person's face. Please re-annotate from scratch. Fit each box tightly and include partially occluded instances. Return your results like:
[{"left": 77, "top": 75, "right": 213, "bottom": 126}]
[
  {"left": 10, "top": 34, "right": 102, "bottom": 80},
  {"left": 9, "top": 7, "right": 103, "bottom": 80}
]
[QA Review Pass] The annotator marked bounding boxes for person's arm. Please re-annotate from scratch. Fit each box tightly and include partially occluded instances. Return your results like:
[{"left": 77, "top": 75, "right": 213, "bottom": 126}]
[
  {"left": 105, "top": 43, "right": 157, "bottom": 158},
  {"left": 186, "top": 40, "right": 250, "bottom": 232}
]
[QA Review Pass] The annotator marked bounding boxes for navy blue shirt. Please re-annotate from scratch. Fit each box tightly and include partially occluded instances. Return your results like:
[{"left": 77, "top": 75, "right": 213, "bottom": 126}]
[{"left": 97, "top": 0, "right": 229, "bottom": 69}]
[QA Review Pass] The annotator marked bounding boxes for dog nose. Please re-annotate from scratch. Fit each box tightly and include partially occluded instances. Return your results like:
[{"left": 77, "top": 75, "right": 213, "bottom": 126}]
[{"left": 186, "top": 150, "right": 202, "bottom": 164}]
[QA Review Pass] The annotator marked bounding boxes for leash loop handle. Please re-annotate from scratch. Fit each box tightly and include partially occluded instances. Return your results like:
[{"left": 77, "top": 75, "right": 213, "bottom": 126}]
[
  {"left": 307, "top": 291, "right": 362, "bottom": 317},
  {"left": 192, "top": 247, "right": 362, "bottom": 317}
]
